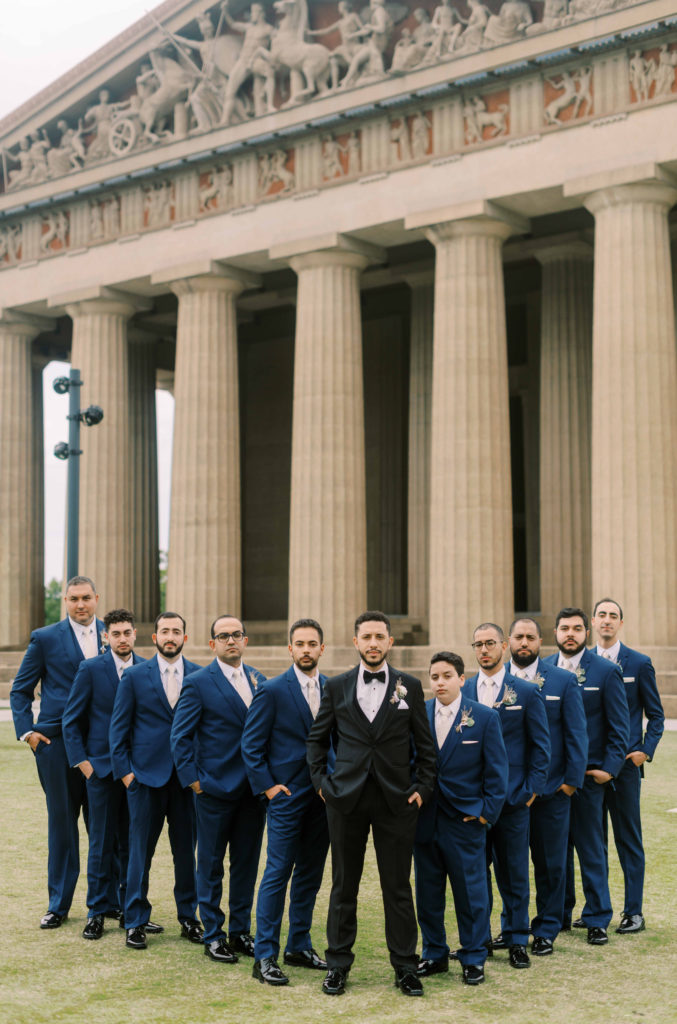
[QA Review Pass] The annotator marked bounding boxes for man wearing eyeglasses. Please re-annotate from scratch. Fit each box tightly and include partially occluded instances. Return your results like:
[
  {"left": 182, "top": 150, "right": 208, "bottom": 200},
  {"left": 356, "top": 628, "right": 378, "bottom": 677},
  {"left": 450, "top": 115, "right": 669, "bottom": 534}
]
[
  {"left": 464, "top": 623, "right": 550, "bottom": 970},
  {"left": 171, "top": 614, "right": 267, "bottom": 965}
]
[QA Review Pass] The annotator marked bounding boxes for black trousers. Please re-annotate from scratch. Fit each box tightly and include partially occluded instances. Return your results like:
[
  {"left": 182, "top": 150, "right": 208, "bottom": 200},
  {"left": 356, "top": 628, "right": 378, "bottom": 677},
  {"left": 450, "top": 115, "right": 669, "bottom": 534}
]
[{"left": 325, "top": 776, "right": 419, "bottom": 970}]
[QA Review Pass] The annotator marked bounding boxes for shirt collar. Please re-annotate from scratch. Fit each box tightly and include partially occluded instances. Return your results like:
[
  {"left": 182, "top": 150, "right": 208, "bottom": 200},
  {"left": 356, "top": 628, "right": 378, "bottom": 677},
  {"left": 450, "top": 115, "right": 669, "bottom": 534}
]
[
  {"left": 509, "top": 658, "right": 538, "bottom": 680},
  {"left": 112, "top": 650, "right": 132, "bottom": 674},
  {"left": 293, "top": 663, "right": 319, "bottom": 687},
  {"left": 217, "top": 659, "right": 242, "bottom": 683},
  {"left": 558, "top": 648, "right": 584, "bottom": 670},
  {"left": 596, "top": 641, "right": 621, "bottom": 662},
  {"left": 69, "top": 616, "right": 96, "bottom": 638},
  {"left": 478, "top": 665, "right": 505, "bottom": 689},
  {"left": 435, "top": 694, "right": 462, "bottom": 718},
  {"left": 157, "top": 653, "right": 182, "bottom": 678}
]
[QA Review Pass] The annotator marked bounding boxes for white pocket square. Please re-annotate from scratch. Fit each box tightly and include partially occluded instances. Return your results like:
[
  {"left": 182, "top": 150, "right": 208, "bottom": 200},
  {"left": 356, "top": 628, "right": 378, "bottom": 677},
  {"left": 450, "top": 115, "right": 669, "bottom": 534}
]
[
  {"left": 397, "top": 700, "right": 409, "bottom": 709},
  {"left": 462, "top": 740, "right": 479, "bottom": 744},
  {"left": 545, "top": 695, "right": 560, "bottom": 701}
]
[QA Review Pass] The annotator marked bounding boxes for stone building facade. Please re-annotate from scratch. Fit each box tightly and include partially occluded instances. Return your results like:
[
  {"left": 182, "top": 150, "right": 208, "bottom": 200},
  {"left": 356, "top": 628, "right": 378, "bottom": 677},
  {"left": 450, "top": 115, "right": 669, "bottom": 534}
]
[{"left": 1, "top": 0, "right": 677, "bottom": 655}]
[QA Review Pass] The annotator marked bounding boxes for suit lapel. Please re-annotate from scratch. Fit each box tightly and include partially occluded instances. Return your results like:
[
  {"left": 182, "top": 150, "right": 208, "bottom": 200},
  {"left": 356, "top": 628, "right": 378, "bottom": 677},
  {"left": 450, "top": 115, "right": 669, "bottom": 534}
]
[
  {"left": 438, "top": 705, "right": 463, "bottom": 765},
  {"left": 286, "top": 667, "right": 314, "bottom": 731},
  {"left": 347, "top": 667, "right": 373, "bottom": 734},
  {"left": 60, "top": 619, "right": 83, "bottom": 673},
  {"left": 149, "top": 657, "right": 173, "bottom": 717},
  {"left": 211, "top": 660, "right": 248, "bottom": 720},
  {"left": 618, "top": 644, "right": 630, "bottom": 672},
  {"left": 370, "top": 668, "right": 398, "bottom": 738},
  {"left": 103, "top": 650, "right": 120, "bottom": 695}
]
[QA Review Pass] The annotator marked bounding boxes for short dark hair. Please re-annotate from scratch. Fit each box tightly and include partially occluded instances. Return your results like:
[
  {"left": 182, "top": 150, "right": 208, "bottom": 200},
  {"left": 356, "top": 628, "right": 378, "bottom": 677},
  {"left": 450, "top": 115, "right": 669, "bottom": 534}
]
[
  {"left": 473, "top": 622, "right": 504, "bottom": 641},
  {"left": 155, "top": 610, "right": 186, "bottom": 632},
  {"left": 555, "top": 607, "right": 589, "bottom": 630},
  {"left": 65, "top": 575, "right": 96, "bottom": 594},
  {"left": 354, "top": 610, "right": 391, "bottom": 635},
  {"left": 104, "top": 609, "right": 135, "bottom": 630},
  {"left": 592, "top": 597, "right": 623, "bottom": 619},
  {"left": 430, "top": 650, "right": 464, "bottom": 676},
  {"left": 289, "top": 618, "right": 323, "bottom": 644},
  {"left": 210, "top": 613, "right": 245, "bottom": 639},
  {"left": 508, "top": 616, "right": 541, "bottom": 637}
]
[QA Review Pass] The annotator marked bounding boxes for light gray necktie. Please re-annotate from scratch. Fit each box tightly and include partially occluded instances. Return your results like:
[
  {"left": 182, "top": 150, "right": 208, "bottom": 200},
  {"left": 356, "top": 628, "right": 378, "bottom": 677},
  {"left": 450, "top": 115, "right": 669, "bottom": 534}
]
[
  {"left": 165, "top": 665, "right": 180, "bottom": 708},
  {"left": 514, "top": 667, "right": 528, "bottom": 679},
  {"left": 561, "top": 658, "right": 574, "bottom": 672},
  {"left": 481, "top": 680, "right": 495, "bottom": 707},
  {"left": 81, "top": 627, "right": 98, "bottom": 660},
  {"left": 307, "top": 678, "right": 320, "bottom": 718},
  {"left": 436, "top": 705, "right": 454, "bottom": 747},
  {"left": 232, "top": 668, "right": 252, "bottom": 708}
]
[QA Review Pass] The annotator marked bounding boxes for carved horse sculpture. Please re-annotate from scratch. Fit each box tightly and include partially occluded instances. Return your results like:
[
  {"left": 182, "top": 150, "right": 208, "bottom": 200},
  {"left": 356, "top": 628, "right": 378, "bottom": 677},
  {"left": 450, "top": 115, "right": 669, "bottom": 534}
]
[{"left": 271, "top": 0, "right": 331, "bottom": 104}]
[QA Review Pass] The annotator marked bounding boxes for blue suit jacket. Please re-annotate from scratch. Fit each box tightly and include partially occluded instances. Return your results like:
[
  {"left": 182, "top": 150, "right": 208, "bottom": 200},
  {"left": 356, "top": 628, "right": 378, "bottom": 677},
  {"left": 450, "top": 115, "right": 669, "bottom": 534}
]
[
  {"left": 464, "top": 670, "right": 550, "bottom": 810},
  {"left": 525, "top": 659, "right": 588, "bottom": 797},
  {"left": 543, "top": 649, "right": 629, "bottom": 778},
  {"left": 109, "top": 654, "right": 201, "bottom": 787},
  {"left": 416, "top": 696, "right": 508, "bottom": 843},
  {"left": 62, "top": 649, "right": 146, "bottom": 778},
  {"left": 241, "top": 665, "right": 333, "bottom": 798},
  {"left": 616, "top": 643, "right": 664, "bottom": 760},
  {"left": 170, "top": 659, "right": 266, "bottom": 800},
  {"left": 11, "top": 617, "right": 105, "bottom": 738}
]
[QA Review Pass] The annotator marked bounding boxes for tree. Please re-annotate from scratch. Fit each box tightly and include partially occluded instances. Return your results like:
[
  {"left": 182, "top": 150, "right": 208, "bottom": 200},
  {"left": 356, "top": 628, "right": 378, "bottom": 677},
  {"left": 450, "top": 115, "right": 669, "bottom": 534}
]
[{"left": 44, "top": 578, "right": 62, "bottom": 625}]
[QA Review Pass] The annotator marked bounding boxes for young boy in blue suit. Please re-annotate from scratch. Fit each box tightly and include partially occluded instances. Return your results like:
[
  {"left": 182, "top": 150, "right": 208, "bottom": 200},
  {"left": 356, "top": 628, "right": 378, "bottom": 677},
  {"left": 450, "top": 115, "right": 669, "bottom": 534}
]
[{"left": 414, "top": 651, "right": 508, "bottom": 986}]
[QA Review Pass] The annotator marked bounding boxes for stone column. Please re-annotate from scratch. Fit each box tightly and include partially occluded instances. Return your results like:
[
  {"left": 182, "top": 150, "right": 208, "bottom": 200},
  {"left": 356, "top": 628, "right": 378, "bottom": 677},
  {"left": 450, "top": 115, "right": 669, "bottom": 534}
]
[
  {"left": 536, "top": 240, "right": 593, "bottom": 624},
  {"left": 128, "top": 332, "right": 160, "bottom": 622},
  {"left": 52, "top": 288, "right": 146, "bottom": 613},
  {"left": 405, "top": 272, "right": 434, "bottom": 626},
  {"left": 405, "top": 202, "right": 528, "bottom": 649},
  {"left": 31, "top": 358, "right": 46, "bottom": 628},
  {"left": 152, "top": 261, "right": 260, "bottom": 646},
  {"left": 569, "top": 171, "right": 677, "bottom": 645},
  {"left": 270, "top": 234, "right": 384, "bottom": 646},
  {"left": 0, "top": 313, "right": 53, "bottom": 646}
]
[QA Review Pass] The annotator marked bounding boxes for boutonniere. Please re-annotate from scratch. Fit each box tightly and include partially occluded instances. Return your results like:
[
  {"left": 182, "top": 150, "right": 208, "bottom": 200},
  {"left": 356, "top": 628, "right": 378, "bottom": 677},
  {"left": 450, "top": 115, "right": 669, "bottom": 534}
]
[
  {"left": 534, "top": 673, "right": 545, "bottom": 690},
  {"left": 100, "top": 637, "right": 108, "bottom": 655},
  {"left": 575, "top": 667, "right": 586, "bottom": 685},
  {"left": 494, "top": 684, "right": 517, "bottom": 708},
  {"left": 455, "top": 706, "right": 475, "bottom": 733},
  {"left": 390, "top": 678, "right": 408, "bottom": 705}
]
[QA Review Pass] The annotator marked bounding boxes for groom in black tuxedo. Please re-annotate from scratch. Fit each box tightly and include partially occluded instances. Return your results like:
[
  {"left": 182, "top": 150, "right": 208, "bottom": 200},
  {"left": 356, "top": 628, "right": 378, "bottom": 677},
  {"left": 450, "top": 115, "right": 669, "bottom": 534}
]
[{"left": 307, "top": 611, "right": 436, "bottom": 997}]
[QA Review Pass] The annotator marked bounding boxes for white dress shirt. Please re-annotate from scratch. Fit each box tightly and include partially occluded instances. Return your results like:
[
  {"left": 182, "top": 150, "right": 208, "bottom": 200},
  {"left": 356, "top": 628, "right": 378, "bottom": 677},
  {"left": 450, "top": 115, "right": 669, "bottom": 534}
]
[
  {"left": 557, "top": 649, "right": 584, "bottom": 672},
  {"left": 293, "top": 663, "right": 321, "bottom": 717},
  {"left": 509, "top": 659, "right": 538, "bottom": 681},
  {"left": 477, "top": 666, "right": 505, "bottom": 707},
  {"left": 435, "top": 694, "right": 462, "bottom": 748},
  {"left": 69, "top": 616, "right": 98, "bottom": 659},
  {"left": 596, "top": 641, "right": 621, "bottom": 662},
  {"left": 217, "top": 659, "right": 252, "bottom": 707},
  {"left": 157, "top": 653, "right": 184, "bottom": 704},
  {"left": 112, "top": 651, "right": 133, "bottom": 679},
  {"left": 356, "top": 662, "right": 389, "bottom": 723}
]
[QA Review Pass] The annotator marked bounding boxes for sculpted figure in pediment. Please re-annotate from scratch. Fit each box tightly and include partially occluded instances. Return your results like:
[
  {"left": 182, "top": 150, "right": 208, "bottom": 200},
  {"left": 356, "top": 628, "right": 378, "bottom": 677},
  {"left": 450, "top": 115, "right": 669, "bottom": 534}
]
[
  {"left": 270, "top": 0, "right": 332, "bottom": 105},
  {"left": 5, "top": 137, "right": 39, "bottom": 190},
  {"left": 47, "top": 120, "right": 86, "bottom": 177},
  {"left": 83, "top": 90, "right": 124, "bottom": 162},
  {"left": 483, "top": 0, "right": 532, "bottom": 47},
  {"left": 391, "top": 9, "right": 438, "bottom": 72},
  {"left": 306, "top": 0, "right": 363, "bottom": 90},
  {"left": 455, "top": 0, "right": 490, "bottom": 53},
  {"left": 169, "top": 11, "right": 248, "bottom": 129},
  {"left": 426, "top": 0, "right": 464, "bottom": 61},
  {"left": 340, "top": 0, "right": 395, "bottom": 89},
  {"left": 220, "top": 1, "right": 277, "bottom": 125},
  {"left": 526, "top": 0, "right": 568, "bottom": 34}
]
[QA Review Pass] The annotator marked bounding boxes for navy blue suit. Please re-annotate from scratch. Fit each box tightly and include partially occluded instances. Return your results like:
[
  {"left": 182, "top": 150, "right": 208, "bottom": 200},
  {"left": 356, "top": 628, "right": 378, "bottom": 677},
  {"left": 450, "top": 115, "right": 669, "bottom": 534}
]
[
  {"left": 414, "top": 697, "right": 508, "bottom": 967},
  {"left": 109, "top": 654, "right": 201, "bottom": 930},
  {"left": 521, "top": 659, "right": 588, "bottom": 941},
  {"left": 604, "top": 643, "right": 664, "bottom": 916},
  {"left": 10, "top": 616, "right": 104, "bottom": 916},
  {"left": 464, "top": 671, "right": 550, "bottom": 946},
  {"left": 170, "top": 659, "right": 267, "bottom": 944},
  {"left": 63, "top": 649, "right": 145, "bottom": 918},
  {"left": 544, "top": 649, "right": 629, "bottom": 929},
  {"left": 241, "top": 666, "right": 331, "bottom": 961}
]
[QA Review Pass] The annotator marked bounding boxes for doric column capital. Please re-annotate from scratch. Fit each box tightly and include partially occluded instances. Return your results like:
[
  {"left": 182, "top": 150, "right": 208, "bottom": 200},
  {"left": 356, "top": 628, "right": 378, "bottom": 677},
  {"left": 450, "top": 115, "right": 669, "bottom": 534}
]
[
  {"left": 564, "top": 163, "right": 677, "bottom": 214},
  {"left": 270, "top": 232, "right": 385, "bottom": 272},
  {"left": 48, "top": 285, "right": 151, "bottom": 320},
  {"left": 532, "top": 236, "right": 594, "bottom": 266},
  {"left": 405, "top": 199, "right": 529, "bottom": 245},
  {"left": 151, "top": 259, "right": 261, "bottom": 297},
  {"left": 0, "top": 310, "right": 56, "bottom": 339}
]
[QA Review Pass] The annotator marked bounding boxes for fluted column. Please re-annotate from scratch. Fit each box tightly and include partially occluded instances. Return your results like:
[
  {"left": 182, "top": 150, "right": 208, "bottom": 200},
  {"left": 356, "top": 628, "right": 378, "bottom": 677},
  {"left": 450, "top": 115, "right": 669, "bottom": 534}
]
[
  {"left": 272, "top": 234, "right": 383, "bottom": 646},
  {"left": 155, "top": 263, "right": 259, "bottom": 644},
  {"left": 0, "top": 314, "right": 51, "bottom": 646},
  {"left": 406, "top": 202, "right": 528, "bottom": 648},
  {"left": 405, "top": 273, "right": 434, "bottom": 625},
  {"left": 63, "top": 292, "right": 141, "bottom": 612},
  {"left": 31, "top": 358, "right": 46, "bottom": 628},
  {"left": 583, "top": 178, "right": 677, "bottom": 645},
  {"left": 536, "top": 241, "right": 593, "bottom": 623},
  {"left": 128, "top": 333, "right": 160, "bottom": 622}
]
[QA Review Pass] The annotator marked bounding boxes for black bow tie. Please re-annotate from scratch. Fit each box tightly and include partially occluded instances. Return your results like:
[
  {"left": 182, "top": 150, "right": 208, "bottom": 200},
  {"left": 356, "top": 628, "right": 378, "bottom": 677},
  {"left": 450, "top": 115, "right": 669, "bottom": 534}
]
[{"left": 364, "top": 670, "right": 386, "bottom": 684}]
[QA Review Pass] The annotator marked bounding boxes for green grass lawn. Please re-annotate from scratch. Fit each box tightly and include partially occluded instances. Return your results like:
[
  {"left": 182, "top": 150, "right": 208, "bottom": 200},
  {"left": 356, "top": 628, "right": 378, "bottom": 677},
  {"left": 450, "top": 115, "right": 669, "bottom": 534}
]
[{"left": 1, "top": 722, "right": 676, "bottom": 1024}]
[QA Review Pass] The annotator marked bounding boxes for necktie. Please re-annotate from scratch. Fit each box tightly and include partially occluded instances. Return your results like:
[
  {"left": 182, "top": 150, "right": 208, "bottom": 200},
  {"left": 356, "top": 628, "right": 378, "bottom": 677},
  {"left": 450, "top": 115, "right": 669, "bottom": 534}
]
[
  {"left": 601, "top": 650, "right": 612, "bottom": 660},
  {"left": 514, "top": 667, "right": 528, "bottom": 679},
  {"left": 481, "top": 680, "right": 495, "bottom": 707},
  {"left": 232, "top": 668, "right": 252, "bottom": 708},
  {"left": 118, "top": 664, "right": 125, "bottom": 680},
  {"left": 165, "top": 665, "right": 180, "bottom": 708},
  {"left": 364, "top": 670, "right": 386, "bottom": 684},
  {"left": 436, "top": 706, "right": 454, "bottom": 747},
  {"left": 81, "top": 627, "right": 98, "bottom": 660},
  {"left": 561, "top": 658, "right": 573, "bottom": 672},
  {"left": 307, "top": 679, "right": 320, "bottom": 718}
]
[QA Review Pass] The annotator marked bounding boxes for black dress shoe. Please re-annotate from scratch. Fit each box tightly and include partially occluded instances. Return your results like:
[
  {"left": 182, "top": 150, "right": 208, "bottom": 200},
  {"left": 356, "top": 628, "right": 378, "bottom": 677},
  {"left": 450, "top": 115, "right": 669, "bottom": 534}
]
[
  {"left": 83, "top": 915, "right": 104, "bottom": 940},
  {"left": 531, "top": 936, "right": 554, "bottom": 956},
  {"left": 180, "top": 920, "right": 204, "bottom": 944},
  {"left": 616, "top": 914, "right": 645, "bottom": 934},
  {"left": 451, "top": 945, "right": 492, "bottom": 960},
  {"left": 587, "top": 927, "right": 608, "bottom": 945},
  {"left": 40, "top": 912, "right": 66, "bottom": 929},
  {"left": 253, "top": 957, "right": 290, "bottom": 986},
  {"left": 144, "top": 921, "right": 164, "bottom": 934},
  {"left": 113, "top": 914, "right": 163, "bottom": 932},
  {"left": 491, "top": 932, "right": 509, "bottom": 950},
  {"left": 417, "top": 956, "right": 449, "bottom": 976},
  {"left": 573, "top": 917, "right": 586, "bottom": 929},
  {"left": 283, "top": 948, "right": 327, "bottom": 969},
  {"left": 229, "top": 932, "right": 255, "bottom": 957},
  {"left": 205, "top": 938, "right": 239, "bottom": 963},
  {"left": 126, "top": 927, "right": 147, "bottom": 949},
  {"left": 462, "top": 964, "right": 485, "bottom": 986},
  {"left": 322, "top": 967, "right": 348, "bottom": 995},
  {"left": 509, "top": 944, "right": 530, "bottom": 968},
  {"left": 394, "top": 968, "right": 423, "bottom": 996}
]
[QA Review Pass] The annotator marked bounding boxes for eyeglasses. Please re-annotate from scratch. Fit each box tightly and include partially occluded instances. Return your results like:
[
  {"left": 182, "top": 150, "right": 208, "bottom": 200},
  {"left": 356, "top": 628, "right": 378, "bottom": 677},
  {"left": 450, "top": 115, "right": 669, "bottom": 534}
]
[
  {"left": 471, "top": 639, "right": 498, "bottom": 650},
  {"left": 213, "top": 631, "right": 245, "bottom": 642}
]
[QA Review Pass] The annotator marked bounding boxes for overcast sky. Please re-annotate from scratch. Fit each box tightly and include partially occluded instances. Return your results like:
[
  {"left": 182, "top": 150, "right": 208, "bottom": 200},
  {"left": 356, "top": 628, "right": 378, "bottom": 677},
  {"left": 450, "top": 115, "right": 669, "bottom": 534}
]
[{"left": 2, "top": 1, "right": 174, "bottom": 582}]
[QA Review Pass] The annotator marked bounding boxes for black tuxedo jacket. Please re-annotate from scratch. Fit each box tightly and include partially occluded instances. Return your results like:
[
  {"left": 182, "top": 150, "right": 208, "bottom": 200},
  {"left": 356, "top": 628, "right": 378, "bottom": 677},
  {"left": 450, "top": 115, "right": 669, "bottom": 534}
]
[{"left": 306, "top": 664, "right": 436, "bottom": 815}]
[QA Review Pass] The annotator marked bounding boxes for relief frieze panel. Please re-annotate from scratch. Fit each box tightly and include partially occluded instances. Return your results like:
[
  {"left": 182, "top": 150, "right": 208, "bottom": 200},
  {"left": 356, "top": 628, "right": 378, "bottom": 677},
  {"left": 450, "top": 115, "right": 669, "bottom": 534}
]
[{"left": 0, "top": 0, "right": 650, "bottom": 196}]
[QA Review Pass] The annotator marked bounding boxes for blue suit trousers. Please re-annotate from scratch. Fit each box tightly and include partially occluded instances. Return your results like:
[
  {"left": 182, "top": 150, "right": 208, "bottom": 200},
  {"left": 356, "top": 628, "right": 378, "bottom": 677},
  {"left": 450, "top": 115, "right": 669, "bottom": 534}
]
[
  {"left": 565, "top": 776, "right": 613, "bottom": 928},
  {"left": 529, "top": 790, "right": 571, "bottom": 940},
  {"left": 34, "top": 734, "right": 87, "bottom": 916},
  {"left": 490, "top": 803, "right": 530, "bottom": 946},
  {"left": 85, "top": 772, "right": 129, "bottom": 917},
  {"left": 604, "top": 759, "right": 644, "bottom": 916}
]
